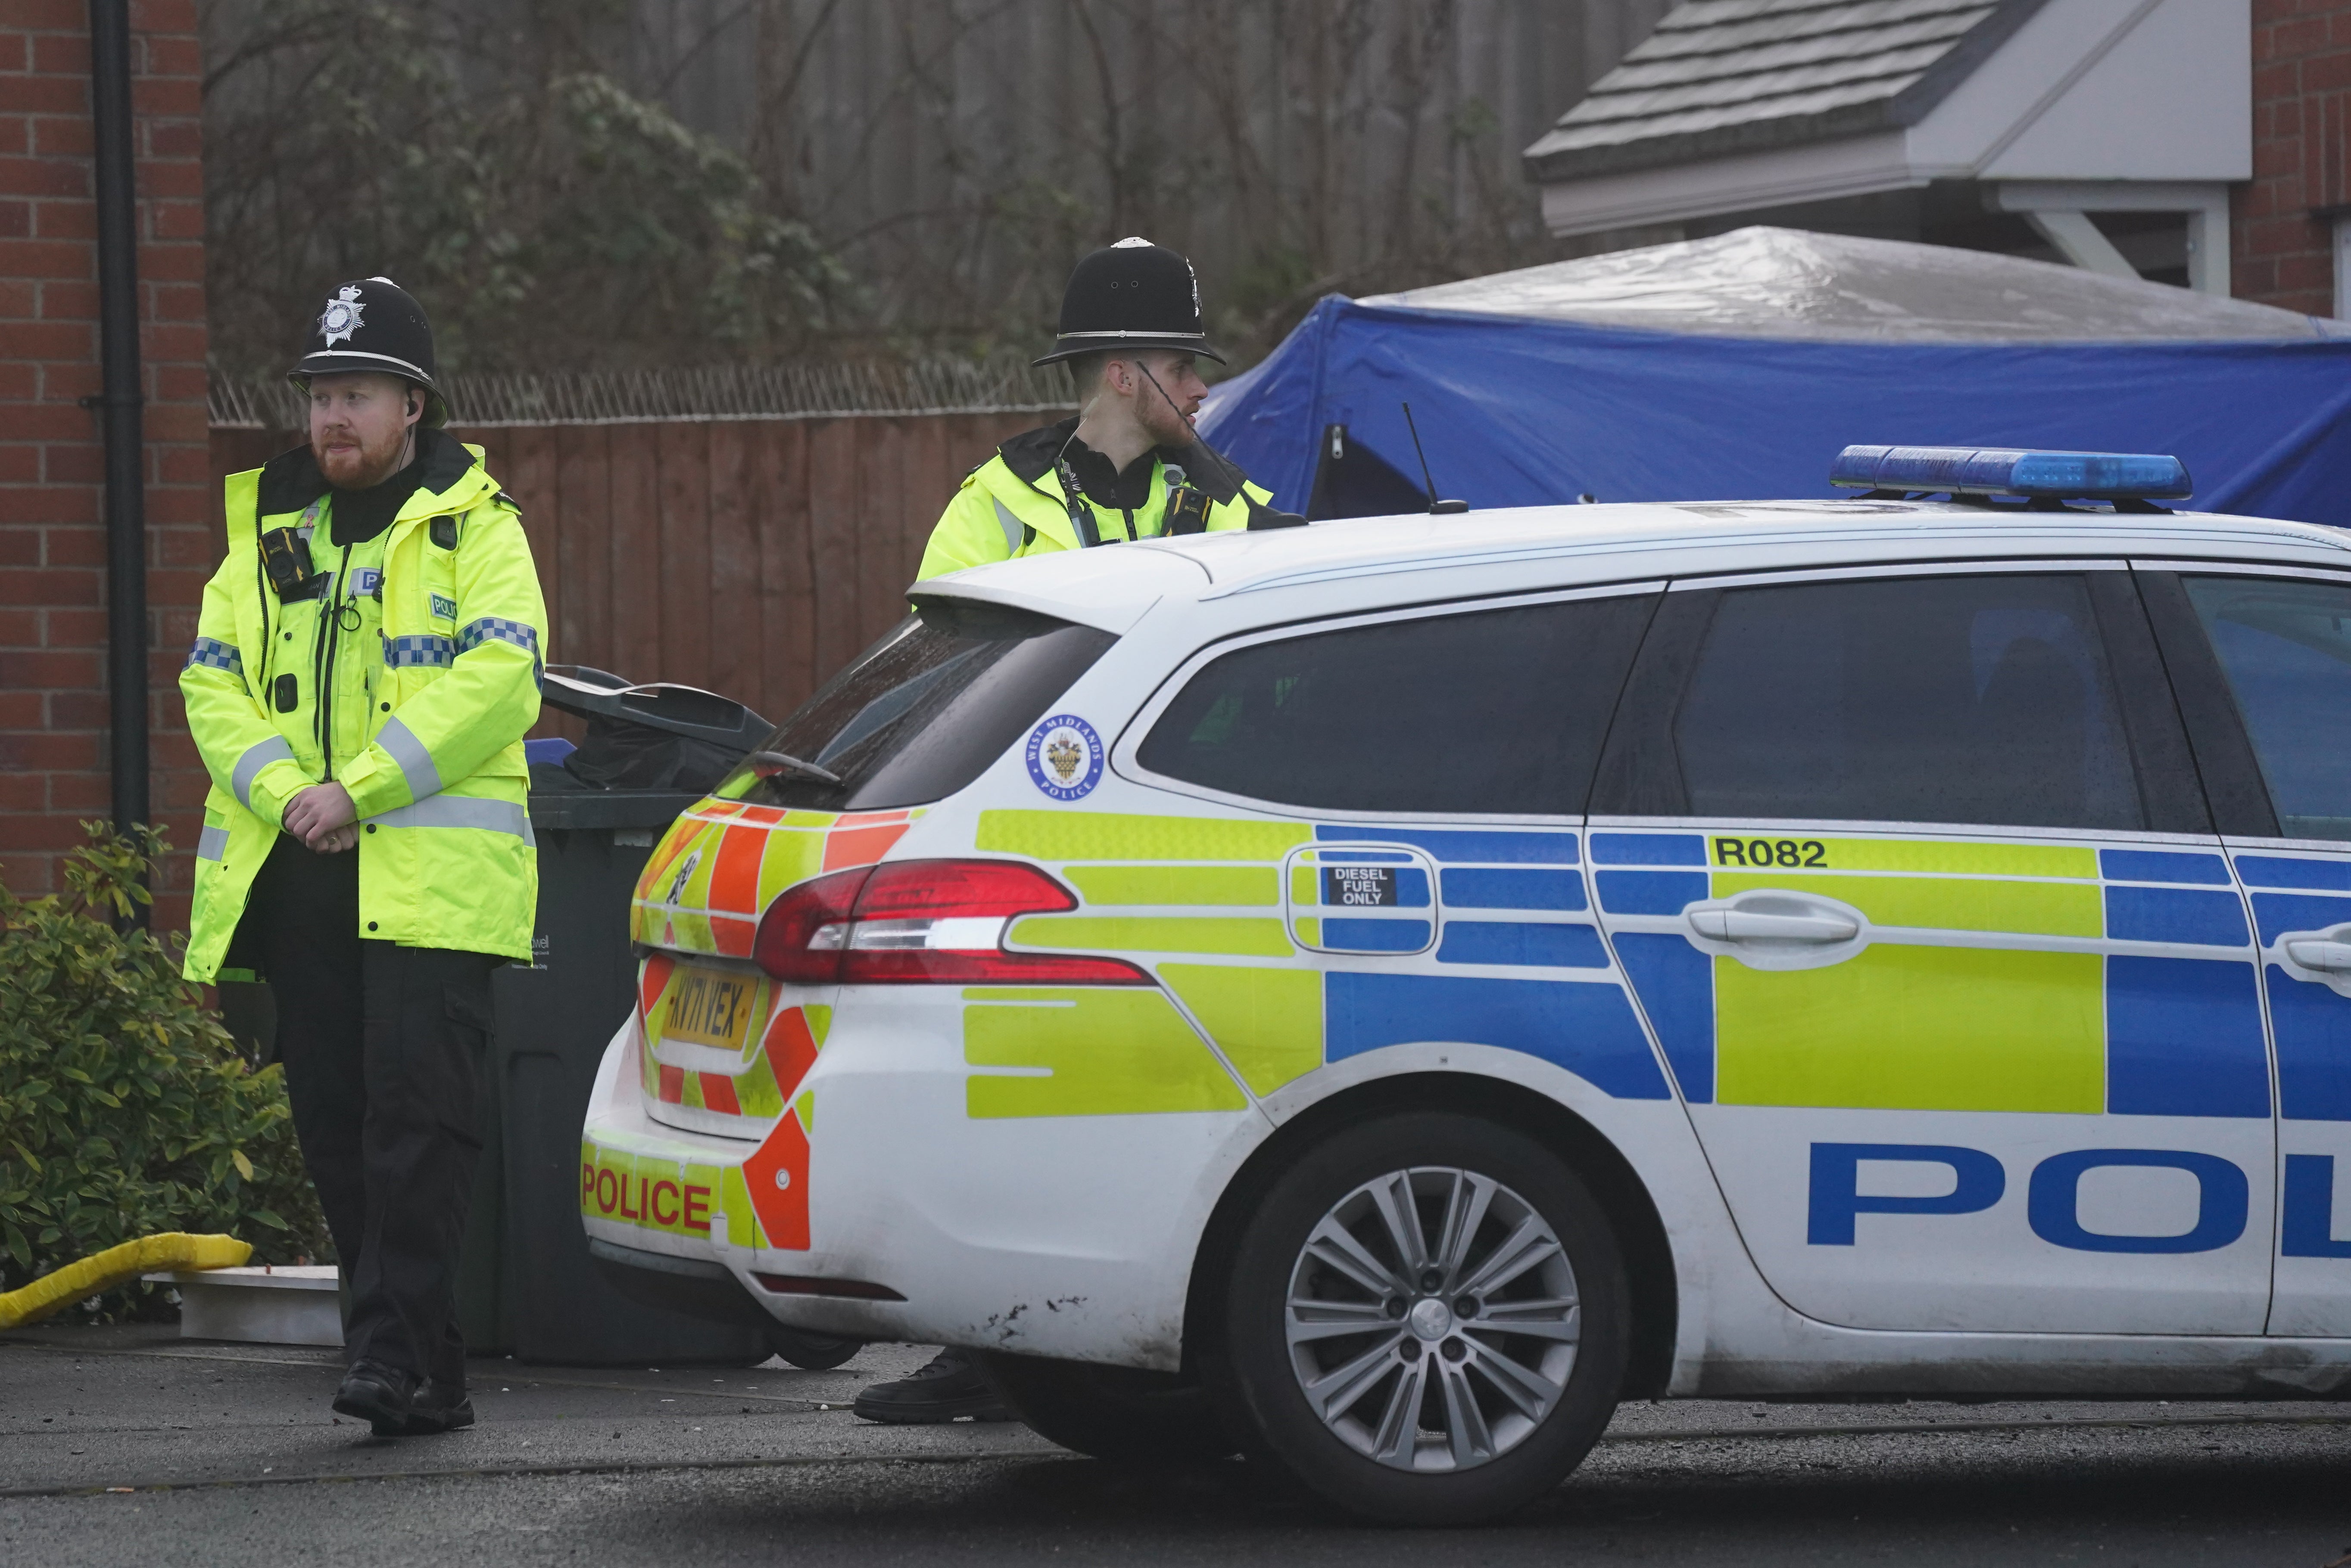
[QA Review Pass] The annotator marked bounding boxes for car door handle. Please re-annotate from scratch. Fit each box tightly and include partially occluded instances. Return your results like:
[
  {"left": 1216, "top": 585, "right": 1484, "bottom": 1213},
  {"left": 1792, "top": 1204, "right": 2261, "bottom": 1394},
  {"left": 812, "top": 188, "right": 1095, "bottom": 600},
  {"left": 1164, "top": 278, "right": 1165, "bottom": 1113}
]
[
  {"left": 1688, "top": 908, "right": 1860, "bottom": 943},
  {"left": 2286, "top": 938, "right": 2351, "bottom": 972}
]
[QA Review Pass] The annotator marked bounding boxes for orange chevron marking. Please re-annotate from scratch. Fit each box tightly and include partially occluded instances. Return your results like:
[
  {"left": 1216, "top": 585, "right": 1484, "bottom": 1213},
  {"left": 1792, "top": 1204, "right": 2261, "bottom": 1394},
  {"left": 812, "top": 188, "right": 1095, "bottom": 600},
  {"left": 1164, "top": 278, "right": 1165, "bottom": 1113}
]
[
  {"left": 743, "top": 1112, "right": 811, "bottom": 1251},
  {"left": 763, "top": 1006, "right": 821, "bottom": 1103}
]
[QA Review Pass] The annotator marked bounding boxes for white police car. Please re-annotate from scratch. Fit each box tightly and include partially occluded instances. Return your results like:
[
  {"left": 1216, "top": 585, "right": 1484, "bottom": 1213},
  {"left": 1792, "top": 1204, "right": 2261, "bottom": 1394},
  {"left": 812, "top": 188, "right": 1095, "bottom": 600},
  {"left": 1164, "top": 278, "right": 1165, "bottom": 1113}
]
[{"left": 580, "top": 447, "right": 2351, "bottom": 1523}]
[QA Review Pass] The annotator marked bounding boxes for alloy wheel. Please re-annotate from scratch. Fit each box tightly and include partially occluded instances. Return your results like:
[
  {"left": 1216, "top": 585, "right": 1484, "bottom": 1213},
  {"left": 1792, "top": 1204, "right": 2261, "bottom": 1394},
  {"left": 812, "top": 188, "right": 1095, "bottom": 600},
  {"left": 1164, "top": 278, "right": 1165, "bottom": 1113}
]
[{"left": 1282, "top": 1164, "right": 1581, "bottom": 1473}]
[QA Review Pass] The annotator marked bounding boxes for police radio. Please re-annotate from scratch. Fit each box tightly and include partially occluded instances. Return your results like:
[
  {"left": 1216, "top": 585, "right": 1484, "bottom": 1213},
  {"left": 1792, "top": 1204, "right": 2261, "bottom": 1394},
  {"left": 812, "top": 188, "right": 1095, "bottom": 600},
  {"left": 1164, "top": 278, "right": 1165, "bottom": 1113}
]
[
  {"left": 1130, "top": 360, "right": 1307, "bottom": 531},
  {"left": 1054, "top": 458, "right": 1106, "bottom": 548}
]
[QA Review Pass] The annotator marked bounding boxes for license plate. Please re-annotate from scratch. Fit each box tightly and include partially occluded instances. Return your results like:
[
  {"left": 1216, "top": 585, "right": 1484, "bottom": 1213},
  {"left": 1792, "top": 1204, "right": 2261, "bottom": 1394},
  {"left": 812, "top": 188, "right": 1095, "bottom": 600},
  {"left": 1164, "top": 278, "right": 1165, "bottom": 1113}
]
[{"left": 663, "top": 967, "right": 759, "bottom": 1054}]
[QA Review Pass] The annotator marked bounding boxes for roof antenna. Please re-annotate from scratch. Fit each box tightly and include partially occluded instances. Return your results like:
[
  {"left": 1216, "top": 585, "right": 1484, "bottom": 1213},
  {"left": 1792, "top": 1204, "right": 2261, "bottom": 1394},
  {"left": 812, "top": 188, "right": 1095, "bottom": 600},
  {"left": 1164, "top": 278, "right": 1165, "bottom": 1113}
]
[{"left": 1401, "top": 403, "right": 1468, "bottom": 514}]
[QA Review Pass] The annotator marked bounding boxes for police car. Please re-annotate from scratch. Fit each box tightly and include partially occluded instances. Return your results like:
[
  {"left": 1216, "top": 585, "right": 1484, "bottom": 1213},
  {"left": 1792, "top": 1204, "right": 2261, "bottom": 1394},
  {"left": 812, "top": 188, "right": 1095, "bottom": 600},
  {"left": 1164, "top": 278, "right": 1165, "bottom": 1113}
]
[{"left": 580, "top": 446, "right": 2351, "bottom": 1524}]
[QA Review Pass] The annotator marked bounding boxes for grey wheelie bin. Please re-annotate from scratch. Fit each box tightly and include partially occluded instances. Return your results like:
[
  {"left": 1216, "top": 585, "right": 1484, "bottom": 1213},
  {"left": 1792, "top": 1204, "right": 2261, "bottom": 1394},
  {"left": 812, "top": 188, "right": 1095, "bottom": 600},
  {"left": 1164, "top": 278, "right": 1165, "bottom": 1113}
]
[{"left": 472, "top": 668, "right": 775, "bottom": 1366}]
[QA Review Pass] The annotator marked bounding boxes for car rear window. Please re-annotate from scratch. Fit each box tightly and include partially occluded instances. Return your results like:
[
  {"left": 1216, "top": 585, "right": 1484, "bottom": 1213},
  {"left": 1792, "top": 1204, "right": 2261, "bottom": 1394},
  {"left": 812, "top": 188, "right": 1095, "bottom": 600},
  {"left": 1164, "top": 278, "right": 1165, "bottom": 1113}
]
[
  {"left": 715, "top": 599, "right": 1115, "bottom": 811},
  {"left": 2184, "top": 573, "right": 2351, "bottom": 841},
  {"left": 1136, "top": 593, "right": 1658, "bottom": 815}
]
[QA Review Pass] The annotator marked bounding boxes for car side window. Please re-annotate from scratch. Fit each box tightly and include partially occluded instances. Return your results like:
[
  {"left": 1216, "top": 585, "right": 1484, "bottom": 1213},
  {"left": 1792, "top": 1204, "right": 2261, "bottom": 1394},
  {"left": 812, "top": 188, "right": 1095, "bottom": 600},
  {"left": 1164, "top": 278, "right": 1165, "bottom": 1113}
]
[
  {"left": 2184, "top": 574, "right": 2351, "bottom": 842},
  {"left": 1670, "top": 572, "right": 2144, "bottom": 831},
  {"left": 1137, "top": 593, "right": 1657, "bottom": 814}
]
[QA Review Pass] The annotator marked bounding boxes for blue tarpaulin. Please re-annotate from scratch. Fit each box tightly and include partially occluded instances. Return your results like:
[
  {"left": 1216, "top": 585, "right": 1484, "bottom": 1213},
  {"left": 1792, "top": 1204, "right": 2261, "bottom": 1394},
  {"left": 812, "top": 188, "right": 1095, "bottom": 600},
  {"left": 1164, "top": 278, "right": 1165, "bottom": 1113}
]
[{"left": 1199, "top": 242, "right": 2351, "bottom": 528}]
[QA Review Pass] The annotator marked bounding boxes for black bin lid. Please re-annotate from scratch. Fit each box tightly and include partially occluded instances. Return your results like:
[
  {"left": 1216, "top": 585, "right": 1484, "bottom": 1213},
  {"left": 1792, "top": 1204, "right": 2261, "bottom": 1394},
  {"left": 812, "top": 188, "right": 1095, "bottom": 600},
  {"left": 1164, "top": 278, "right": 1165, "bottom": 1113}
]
[{"left": 540, "top": 665, "right": 771, "bottom": 752}]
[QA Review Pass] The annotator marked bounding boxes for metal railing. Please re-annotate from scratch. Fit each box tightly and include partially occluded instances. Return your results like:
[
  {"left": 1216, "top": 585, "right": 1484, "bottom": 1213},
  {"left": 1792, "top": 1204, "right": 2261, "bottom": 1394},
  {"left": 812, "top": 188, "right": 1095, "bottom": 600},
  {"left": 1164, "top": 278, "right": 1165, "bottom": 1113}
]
[{"left": 209, "top": 355, "right": 1076, "bottom": 429}]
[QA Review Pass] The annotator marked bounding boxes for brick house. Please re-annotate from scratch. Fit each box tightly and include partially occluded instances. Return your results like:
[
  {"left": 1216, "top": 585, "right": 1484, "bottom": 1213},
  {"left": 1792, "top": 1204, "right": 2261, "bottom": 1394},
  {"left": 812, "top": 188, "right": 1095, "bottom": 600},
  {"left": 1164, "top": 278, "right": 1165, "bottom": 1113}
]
[
  {"left": 1, "top": 0, "right": 207, "bottom": 928},
  {"left": 2, "top": 1, "right": 2349, "bottom": 944},
  {"left": 1524, "top": 0, "right": 2351, "bottom": 318},
  {"left": 2241, "top": 0, "right": 2351, "bottom": 315}
]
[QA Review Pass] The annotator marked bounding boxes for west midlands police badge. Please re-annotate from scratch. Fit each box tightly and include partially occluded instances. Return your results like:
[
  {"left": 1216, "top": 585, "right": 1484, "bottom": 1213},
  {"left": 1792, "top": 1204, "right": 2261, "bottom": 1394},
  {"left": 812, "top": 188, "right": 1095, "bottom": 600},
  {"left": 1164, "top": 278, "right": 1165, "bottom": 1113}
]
[
  {"left": 1025, "top": 714, "right": 1103, "bottom": 801},
  {"left": 318, "top": 285, "right": 367, "bottom": 346}
]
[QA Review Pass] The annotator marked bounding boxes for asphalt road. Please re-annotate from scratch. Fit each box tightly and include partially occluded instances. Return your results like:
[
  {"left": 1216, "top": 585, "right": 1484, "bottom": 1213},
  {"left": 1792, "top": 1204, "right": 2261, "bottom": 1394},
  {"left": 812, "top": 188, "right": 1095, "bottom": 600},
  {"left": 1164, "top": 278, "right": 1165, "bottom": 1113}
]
[{"left": 4, "top": 1324, "right": 2348, "bottom": 1565}]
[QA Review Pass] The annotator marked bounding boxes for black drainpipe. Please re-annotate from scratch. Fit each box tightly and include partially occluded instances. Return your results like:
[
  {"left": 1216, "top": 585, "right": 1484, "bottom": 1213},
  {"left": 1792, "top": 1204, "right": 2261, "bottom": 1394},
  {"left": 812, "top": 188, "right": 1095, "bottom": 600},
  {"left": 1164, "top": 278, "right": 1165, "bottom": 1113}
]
[{"left": 86, "top": 0, "right": 149, "bottom": 921}]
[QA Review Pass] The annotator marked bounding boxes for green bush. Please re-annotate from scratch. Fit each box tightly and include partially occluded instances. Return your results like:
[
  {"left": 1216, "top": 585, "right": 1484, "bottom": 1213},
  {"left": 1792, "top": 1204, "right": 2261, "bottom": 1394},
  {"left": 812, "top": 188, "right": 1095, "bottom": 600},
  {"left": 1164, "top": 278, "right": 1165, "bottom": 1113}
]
[{"left": 0, "top": 824, "right": 332, "bottom": 1317}]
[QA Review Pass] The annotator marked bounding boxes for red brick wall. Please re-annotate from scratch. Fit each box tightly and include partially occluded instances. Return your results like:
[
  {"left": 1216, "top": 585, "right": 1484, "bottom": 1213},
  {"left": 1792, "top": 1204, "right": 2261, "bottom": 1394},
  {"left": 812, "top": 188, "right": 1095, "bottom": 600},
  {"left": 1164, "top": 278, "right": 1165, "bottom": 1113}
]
[
  {"left": 0, "top": 0, "right": 207, "bottom": 928},
  {"left": 2239, "top": 0, "right": 2351, "bottom": 314}
]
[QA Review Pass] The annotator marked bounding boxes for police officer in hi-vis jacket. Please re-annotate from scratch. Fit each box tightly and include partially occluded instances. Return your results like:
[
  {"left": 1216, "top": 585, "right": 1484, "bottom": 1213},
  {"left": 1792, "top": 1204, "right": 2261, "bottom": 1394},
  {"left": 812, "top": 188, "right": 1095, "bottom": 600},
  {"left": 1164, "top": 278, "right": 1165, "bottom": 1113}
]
[
  {"left": 181, "top": 278, "right": 546, "bottom": 1437},
  {"left": 863, "top": 241, "right": 1301, "bottom": 1425},
  {"left": 914, "top": 236, "right": 1297, "bottom": 583}
]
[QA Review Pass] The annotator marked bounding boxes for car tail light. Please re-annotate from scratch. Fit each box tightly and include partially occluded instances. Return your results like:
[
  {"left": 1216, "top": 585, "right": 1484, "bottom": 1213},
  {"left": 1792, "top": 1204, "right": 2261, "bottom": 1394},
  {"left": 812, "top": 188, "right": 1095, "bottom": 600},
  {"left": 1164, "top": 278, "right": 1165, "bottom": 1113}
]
[
  {"left": 750, "top": 867, "right": 872, "bottom": 984},
  {"left": 751, "top": 859, "right": 1153, "bottom": 986}
]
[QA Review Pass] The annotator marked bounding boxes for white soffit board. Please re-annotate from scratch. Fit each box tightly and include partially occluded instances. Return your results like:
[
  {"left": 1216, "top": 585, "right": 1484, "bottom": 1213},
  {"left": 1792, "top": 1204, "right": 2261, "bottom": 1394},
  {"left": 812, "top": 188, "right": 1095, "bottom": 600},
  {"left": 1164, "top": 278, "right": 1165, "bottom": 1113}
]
[
  {"left": 1916, "top": 0, "right": 2251, "bottom": 181},
  {"left": 1541, "top": 131, "right": 1916, "bottom": 236}
]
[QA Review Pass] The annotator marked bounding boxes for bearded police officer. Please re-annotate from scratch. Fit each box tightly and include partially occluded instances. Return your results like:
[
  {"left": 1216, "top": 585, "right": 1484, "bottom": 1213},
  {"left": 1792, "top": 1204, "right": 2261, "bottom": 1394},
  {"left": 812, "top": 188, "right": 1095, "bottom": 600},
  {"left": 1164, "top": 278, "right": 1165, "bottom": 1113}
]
[
  {"left": 859, "top": 243, "right": 1298, "bottom": 1427},
  {"left": 181, "top": 278, "right": 546, "bottom": 1437},
  {"left": 914, "top": 237, "right": 1300, "bottom": 584}
]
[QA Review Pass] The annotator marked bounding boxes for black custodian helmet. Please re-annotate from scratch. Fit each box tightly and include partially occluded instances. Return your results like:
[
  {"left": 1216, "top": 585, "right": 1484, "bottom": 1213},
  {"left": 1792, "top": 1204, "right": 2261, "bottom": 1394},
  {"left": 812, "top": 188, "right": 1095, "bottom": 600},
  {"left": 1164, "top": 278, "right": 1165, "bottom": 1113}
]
[
  {"left": 1034, "top": 238, "right": 1224, "bottom": 367},
  {"left": 287, "top": 276, "right": 449, "bottom": 427}
]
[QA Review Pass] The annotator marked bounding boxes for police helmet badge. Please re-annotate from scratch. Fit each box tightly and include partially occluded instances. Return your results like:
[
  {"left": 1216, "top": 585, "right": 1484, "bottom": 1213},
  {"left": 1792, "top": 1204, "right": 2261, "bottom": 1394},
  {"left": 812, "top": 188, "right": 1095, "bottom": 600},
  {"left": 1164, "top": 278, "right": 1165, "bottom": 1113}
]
[
  {"left": 318, "top": 284, "right": 367, "bottom": 347},
  {"left": 1025, "top": 714, "right": 1104, "bottom": 802}
]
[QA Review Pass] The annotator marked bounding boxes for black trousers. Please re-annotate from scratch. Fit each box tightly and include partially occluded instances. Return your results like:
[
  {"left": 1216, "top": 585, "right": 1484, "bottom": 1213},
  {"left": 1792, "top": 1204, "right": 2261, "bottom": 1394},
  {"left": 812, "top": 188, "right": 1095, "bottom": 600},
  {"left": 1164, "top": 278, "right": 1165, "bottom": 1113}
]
[{"left": 236, "top": 837, "right": 499, "bottom": 1388}]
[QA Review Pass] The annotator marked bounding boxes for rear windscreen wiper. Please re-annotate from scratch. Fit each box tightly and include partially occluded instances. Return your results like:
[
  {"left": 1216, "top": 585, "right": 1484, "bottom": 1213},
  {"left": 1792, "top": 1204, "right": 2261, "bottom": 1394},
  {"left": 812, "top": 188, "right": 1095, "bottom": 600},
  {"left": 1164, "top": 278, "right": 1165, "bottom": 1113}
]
[{"left": 748, "top": 750, "right": 845, "bottom": 788}]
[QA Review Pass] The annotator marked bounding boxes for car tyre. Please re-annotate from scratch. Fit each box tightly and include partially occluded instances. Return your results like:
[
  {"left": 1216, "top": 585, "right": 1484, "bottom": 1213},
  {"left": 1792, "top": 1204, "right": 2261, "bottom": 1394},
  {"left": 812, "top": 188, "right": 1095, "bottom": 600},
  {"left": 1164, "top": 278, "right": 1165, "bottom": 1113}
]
[
  {"left": 973, "top": 1351, "right": 1238, "bottom": 1463},
  {"left": 764, "top": 1324, "right": 866, "bottom": 1371},
  {"left": 1210, "top": 1111, "right": 1629, "bottom": 1525}
]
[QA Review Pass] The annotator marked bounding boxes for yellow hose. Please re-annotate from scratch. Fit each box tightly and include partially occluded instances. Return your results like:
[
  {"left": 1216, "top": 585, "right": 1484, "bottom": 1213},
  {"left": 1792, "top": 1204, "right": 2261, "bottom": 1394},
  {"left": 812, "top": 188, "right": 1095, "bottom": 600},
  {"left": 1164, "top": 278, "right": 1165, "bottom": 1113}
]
[{"left": 0, "top": 1234, "right": 253, "bottom": 1330}]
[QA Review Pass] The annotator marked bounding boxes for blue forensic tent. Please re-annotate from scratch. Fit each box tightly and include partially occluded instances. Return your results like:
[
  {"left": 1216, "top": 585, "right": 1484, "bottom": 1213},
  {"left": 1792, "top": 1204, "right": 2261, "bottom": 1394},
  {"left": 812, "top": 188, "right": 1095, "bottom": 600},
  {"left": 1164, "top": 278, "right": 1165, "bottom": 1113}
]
[{"left": 1197, "top": 228, "right": 2351, "bottom": 527}]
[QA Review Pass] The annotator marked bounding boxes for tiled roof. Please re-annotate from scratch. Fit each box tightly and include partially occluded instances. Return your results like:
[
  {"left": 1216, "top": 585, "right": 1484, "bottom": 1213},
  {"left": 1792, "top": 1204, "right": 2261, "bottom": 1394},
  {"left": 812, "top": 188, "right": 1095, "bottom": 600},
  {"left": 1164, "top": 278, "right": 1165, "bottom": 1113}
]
[{"left": 1524, "top": 0, "right": 2051, "bottom": 184}]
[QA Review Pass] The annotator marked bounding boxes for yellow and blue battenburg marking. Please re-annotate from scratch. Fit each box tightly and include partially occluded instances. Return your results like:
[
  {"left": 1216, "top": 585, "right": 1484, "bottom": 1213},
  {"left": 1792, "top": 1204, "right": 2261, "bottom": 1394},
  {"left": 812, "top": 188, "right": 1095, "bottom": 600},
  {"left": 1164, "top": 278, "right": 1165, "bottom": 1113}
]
[
  {"left": 1595, "top": 832, "right": 2273, "bottom": 1119},
  {"left": 975, "top": 812, "right": 1671, "bottom": 1114},
  {"left": 2236, "top": 853, "right": 2351, "bottom": 1123},
  {"left": 1309, "top": 827, "right": 1666, "bottom": 1101}
]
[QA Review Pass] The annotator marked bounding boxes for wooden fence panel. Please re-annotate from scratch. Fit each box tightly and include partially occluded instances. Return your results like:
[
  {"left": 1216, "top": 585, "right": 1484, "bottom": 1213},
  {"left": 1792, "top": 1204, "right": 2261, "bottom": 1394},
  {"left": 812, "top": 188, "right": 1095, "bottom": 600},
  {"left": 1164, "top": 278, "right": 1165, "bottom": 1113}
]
[
  {"left": 554, "top": 425, "right": 615, "bottom": 685},
  {"left": 502, "top": 424, "right": 563, "bottom": 684},
  {"left": 853, "top": 417, "right": 909, "bottom": 647},
  {"left": 754, "top": 420, "right": 816, "bottom": 717},
  {"left": 804, "top": 419, "right": 867, "bottom": 686},
  {"left": 655, "top": 420, "right": 715, "bottom": 694},
  {"left": 605, "top": 423, "right": 668, "bottom": 698},
  {"left": 208, "top": 409, "right": 1050, "bottom": 739},
  {"left": 705, "top": 421, "right": 761, "bottom": 708}
]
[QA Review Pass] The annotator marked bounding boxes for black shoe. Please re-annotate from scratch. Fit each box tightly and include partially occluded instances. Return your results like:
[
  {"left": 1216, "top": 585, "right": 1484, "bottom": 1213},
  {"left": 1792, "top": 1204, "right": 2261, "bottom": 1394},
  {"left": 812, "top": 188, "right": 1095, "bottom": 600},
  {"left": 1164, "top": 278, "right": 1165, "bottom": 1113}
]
[
  {"left": 402, "top": 1379, "right": 475, "bottom": 1436},
  {"left": 851, "top": 1347, "right": 1014, "bottom": 1425},
  {"left": 332, "top": 1360, "right": 419, "bottom": 1437}
]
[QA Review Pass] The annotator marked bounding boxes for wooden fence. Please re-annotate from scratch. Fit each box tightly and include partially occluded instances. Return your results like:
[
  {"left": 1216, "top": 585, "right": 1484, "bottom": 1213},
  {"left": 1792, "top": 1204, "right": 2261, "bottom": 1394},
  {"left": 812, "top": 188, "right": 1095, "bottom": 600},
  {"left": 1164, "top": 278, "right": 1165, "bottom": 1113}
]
[{"left": 208, "top": 411, "right": 1050, "bottom": 736}]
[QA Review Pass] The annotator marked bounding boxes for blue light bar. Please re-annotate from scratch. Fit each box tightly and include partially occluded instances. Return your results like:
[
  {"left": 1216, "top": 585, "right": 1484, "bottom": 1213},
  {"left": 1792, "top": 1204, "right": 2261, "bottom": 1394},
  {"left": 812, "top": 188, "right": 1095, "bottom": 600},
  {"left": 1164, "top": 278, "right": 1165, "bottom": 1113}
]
[{"left": 1830, "top": 445, "right": 2192, "bottom": 500}]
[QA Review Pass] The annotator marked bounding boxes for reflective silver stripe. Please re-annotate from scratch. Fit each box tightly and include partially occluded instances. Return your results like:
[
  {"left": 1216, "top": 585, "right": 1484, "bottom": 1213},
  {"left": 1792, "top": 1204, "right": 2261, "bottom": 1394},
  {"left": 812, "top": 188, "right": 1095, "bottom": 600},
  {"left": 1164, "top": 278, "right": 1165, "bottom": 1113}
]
[
  {"left": 196, "top": 824, "right": 231, "bottom": 862},
  {"left": 232, "top": 736, "right": 296, "bottom": 810},
  {"left": 374, "top": 716, "right": 443, "bottom": 800},
  {"left": 295, "top": 348, "right": 434, "bottom": 381},
  {"left": 368, "top": 794, "right": 534, "bottom": 846},
  {"left": 992, "top": 498, "right": 1023, "bottom": 556}
]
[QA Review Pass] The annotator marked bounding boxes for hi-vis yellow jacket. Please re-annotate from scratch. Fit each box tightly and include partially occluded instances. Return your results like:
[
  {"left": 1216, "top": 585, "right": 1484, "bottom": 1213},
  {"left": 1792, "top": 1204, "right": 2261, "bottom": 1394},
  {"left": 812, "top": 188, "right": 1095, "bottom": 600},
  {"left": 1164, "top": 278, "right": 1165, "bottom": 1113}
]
[
  {"left": 181, "top": 432, "right": 547, "bottom": 981},
  {"left": 916, "top": 417, "right": 1272, "bottom": 580}
]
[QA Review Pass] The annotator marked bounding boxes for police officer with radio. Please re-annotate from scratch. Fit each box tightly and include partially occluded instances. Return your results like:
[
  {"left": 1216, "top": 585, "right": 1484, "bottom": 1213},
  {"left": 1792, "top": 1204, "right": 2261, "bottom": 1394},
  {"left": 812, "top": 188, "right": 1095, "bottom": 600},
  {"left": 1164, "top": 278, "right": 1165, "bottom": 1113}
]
[
  {"left": 859, "top": 242, "right": 1297, "bottom": 1427},
  {"left": 915, "top": 237, "right": 1300, "bottom": 584},
  {"left": 180, "top": 279, "right": 547, "bottom": 1437}
]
